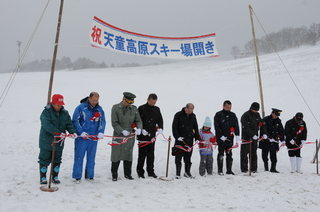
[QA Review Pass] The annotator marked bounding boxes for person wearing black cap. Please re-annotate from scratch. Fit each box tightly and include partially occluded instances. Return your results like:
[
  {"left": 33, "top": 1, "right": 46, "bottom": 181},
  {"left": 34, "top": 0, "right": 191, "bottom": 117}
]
[
  {"left": 110, "top": 92, "right": 142, "bottom": 181},
  {"left": 172, "top": 103, "right": 200, "bottom": 179},
  {"left": 240, "top": 102, "right": 267, "bottom": 173},
  {"left": 260, "top": 108, "right": 285, "bottom": 173},
  {"left": 136, "top": 93, "right": 164, "bottom": 179},
  {"left": 285, "top": 112, "right": 307, "bottom": 173}
]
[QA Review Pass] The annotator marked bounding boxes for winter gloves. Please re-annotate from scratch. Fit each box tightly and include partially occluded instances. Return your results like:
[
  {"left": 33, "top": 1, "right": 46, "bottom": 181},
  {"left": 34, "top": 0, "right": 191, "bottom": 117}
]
[{"left": 122, "top": 130, "right": 130, "bottom": 136}]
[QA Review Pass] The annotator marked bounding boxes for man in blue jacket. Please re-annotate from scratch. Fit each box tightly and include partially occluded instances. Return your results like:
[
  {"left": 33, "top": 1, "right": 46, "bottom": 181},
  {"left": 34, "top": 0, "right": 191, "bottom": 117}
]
[{"left": 72, "top": 92, "right": 106, "bottom": 182}]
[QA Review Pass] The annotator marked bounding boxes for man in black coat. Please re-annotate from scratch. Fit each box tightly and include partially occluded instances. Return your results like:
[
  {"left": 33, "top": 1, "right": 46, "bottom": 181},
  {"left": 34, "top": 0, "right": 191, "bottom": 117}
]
[
  {"left": 240, "top": 102, "right": 267, "bottom": 173},
  {"left": 214, "top": 100, "right": 240, "bottom": 175},
  {"left": 172, "top": 103, "right": 199, "bottom": 179},
  {"left": 285, "top": 112, "right": 307, "bottom": 173},
  {"left": 260, "top": 108, "right": 285, "bottom": 173},
  {"left": 136, "top": 94, "right": 164, "bottom": 178}
]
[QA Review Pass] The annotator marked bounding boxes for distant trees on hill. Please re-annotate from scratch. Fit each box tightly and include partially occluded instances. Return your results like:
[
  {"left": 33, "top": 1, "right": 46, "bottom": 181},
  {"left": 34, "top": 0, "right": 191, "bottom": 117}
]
[{"left": 231, "top": 22, "right": 320, "bottom": 59}]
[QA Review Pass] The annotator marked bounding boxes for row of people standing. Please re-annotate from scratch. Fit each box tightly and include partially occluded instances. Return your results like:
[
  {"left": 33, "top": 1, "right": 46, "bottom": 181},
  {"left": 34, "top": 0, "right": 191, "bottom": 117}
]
[
  {"left": 172, "top": 101, "right": 307, "bottom": 179},
  {"left": 38, "top": 92, "right": 307, "bottom": 184}
]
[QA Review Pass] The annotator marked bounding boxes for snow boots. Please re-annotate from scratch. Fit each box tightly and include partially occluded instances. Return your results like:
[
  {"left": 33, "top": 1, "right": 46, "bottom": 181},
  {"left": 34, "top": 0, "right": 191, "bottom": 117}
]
[
  {"left": 39, "top": 164, "right": 47, "bottom": 184},
  {"left": 290, "top": 157, "right": 296, "bottom": 173},
  {"left": 217, "top": 155, "right": 224, "bottom": 175},
  {"left": 52, "top": 163, "right": 61, "bottom": 184},
  {"left": 296, "top": 157, "right": 302, "bottom": 174}
]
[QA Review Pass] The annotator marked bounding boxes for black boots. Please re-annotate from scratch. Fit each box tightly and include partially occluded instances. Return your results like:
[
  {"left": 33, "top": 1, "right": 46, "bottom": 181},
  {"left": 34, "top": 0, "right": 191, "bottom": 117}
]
[
  {"left": 124, "top": 160, "right": 134, "bottom": 180},
  {"left": 226, "top": 158, "right": 235, "bottom": 175},
  {"left": 39, "top": 164, "right": 47, "bottom": 184},
  {"left": 176, "top": 164, "right": 182, "bottom": 179},
  {"left": 52, "top": 163, "right": 61, "bottom": 184},
  {"left": 111, "top": 161, "right": 120, "bottom": 181},
  {"left": 217, "top": 156, "right": 224, "bottom": 175},
  {"left": 270, "top": 162, "right": 279, "bottom": 173},
  {"left": 264, "top": 161, "right": 269, "bottom": 171},
  {"left": 39, "top": 163, "right": 60, "bottom": 184},
  {"left": 183, "top": 163, "right": 194, "bottom": 179}
]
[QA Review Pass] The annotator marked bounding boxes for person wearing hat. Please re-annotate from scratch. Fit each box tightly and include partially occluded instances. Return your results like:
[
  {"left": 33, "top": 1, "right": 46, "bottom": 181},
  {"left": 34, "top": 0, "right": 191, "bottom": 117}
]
[
  {"left": 136, "top": 93, "right": 164, "bottom": 179},
  {"left": 198, "top": 116, "right": 216, "bottom": 176},
  {"left": 240, "top": 102, "right": 267, "bottom": 173},
  {"left": 72, "top": 92, "right": 106, "bottom": 182},
  {"left": 260, "top": 108, "right": 285, "bottom": 173},
  {"left": 111, "top": 92, "right": 142, "bottom": 181},
  {"left": 214, "top": 100, "right": 240, "bottom": 175},
  {"left": 285, "top": 112, "right": 307, "bottom": 173},
  {"left": 172, "top": 103, "right": 199, "bottom": 179},
  {"left": 38, "top": 94, "right": 77, "bottom": 184}
]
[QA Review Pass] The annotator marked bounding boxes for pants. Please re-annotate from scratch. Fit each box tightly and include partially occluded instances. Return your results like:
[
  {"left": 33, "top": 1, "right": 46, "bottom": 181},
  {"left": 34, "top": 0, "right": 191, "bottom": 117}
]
[
  {"left": 262, "top": 149, "right": 277, "bottom": 163},
  {"left": 137, "top": 142, "right": 155, "bottom": 176},
  {"left": 111, "top": 160, "right": 132, "bottom": 176},
  {"left": 175, "top": 150, "right": 193, "bottom": 175},
  {"left": 288, "top": 149, "right": 301, "bottom": 157},
  {"left": 199, "top": 154, "right": 213, "bottom": 175},
  {"left": 240, "top": 140, "right": 258, "bottom": 172},
  {"left": 217, "top": 146, "right": 233, "bottom": 173},
  {"left": 38, "top": 148, "right": 63, "bottom": 166},
  {"left": 72, "top": 138, "right": 98, "bottom": 179}
]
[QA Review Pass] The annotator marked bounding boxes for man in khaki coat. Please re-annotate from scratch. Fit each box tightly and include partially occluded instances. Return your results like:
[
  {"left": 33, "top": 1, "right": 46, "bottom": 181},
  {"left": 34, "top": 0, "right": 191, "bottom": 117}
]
[{"left": 111, "top": 92, "right": 142, "bottom": 181}]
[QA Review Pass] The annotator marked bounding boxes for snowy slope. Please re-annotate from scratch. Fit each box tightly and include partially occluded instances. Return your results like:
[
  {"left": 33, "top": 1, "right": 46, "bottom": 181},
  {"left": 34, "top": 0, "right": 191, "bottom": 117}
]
[{"left": 0, "top": 44, "right": 320, "bottom": 212}]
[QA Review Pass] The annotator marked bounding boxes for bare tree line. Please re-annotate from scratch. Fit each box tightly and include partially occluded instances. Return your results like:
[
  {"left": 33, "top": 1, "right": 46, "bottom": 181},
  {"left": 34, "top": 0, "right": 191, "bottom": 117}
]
[{"left": 231, "top": 23, "right": 320, "bottom": 59}]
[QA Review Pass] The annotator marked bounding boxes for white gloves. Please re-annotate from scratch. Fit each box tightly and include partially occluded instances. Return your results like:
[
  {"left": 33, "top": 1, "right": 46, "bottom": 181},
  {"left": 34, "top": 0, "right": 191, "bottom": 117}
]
[
  {"left": 301, "top": 140, "right": 307, "bottom": 145},
  {"left": 142, "top": 129, "right": 148, "bottom": 136},
  {"left": 195, "top": 140, "right": 199, "bottom": 143},
  {"left": 60, "top": 133, "right": 66, "bottom": 137},
  {"left": 158, "top": 128, "right": 163, "bottom": 134},
  {"left": 220, "top": 136, "right": 227, "bottom": 141},
  {"left": 81, "top": 132, "right": 89, "bottom": 139},
  {"left": 98, "top": 133, "right": 104, "bottom": 139},
  {"left": 136, "top": 128, "right": 141, "bottom": 135},
  {"left": 252, "top": 135, "right": 258, "bottom": 140},
  {"left": 236, "top": 136, "right": 241, "bottom": 142},
  {"left": 290, "top": 139, "right": 295, "bottom": 145},
  {"left": 281, "top": 141, "right": 286, "bottom": 144},
  {"left": 178, "top": 137, "right": 184, "bottom": 141},
  {"left": 122, "top": 130, "right": 129, "bottom": 136},
  {"left": 262, "top": 134, "right": 268, "bottom": 139},
  {"left": 70, "top": 133, "right": 78, "bottom": 139}
]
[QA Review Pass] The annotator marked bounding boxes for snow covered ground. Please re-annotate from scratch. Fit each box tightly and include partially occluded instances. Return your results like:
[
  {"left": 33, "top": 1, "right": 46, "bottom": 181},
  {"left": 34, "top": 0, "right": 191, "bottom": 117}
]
[{"left": 0, "top": 44, "right": 320, "bottom": 212}]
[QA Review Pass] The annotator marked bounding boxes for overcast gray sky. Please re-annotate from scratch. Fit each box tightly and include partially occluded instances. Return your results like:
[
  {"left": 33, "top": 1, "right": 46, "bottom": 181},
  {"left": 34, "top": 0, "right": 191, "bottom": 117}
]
[{"left": 1, "top": 0, "right": 319, "bottom": 70}]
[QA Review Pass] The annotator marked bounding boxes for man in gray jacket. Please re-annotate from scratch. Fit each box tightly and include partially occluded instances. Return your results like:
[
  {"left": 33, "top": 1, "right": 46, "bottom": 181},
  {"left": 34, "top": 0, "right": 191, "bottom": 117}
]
[{"left": 111, "top": 92, "right": 142, "bottom": 181}]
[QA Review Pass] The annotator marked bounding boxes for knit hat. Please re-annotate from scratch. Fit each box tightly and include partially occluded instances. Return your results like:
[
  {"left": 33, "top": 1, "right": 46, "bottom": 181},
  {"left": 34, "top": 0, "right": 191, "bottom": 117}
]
[
  {"left": 203, "top": 116, "right": 212, "bottom": 128},
  {"left": 250, "top": 102, "right": 260, "bottom": 111},
  {"left": 295, "top": 112, "right": 303, "bottom": 120},
  {"left": 51, "top": 94, "right": 65, "bottom": 105}
]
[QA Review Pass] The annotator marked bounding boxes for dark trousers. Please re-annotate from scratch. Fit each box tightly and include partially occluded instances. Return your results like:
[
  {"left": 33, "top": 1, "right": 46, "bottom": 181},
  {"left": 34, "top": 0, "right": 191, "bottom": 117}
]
[
  {"left": 111, "top": 160, "right": 133, "bottom": 177},
  {"left": 288, "top": 149, "right": 301, "bottom": 157},
  {"left": 262, "top": 149, "right": 277, "bottom": 163},
  {"left": 175, "top": 150, "right": 193, "bottom": 176},
  {"left": 240, "top": 140, "right": 258, "bottom": 172},
  {"left": 137, "top": 142, "right": 155, "bottom": 176},
  {"left": 217, "top": 146, "right": 233, "bottom": 173}
]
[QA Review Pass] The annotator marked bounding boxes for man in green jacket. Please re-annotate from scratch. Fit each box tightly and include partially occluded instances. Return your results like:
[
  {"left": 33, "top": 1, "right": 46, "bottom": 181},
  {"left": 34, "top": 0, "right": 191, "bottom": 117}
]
[
  {"left": 111, "top": 92, "right": 142, "bottom": 181},
  {"left": 38, "top": 94, "right": 76, "bottom": 184}
]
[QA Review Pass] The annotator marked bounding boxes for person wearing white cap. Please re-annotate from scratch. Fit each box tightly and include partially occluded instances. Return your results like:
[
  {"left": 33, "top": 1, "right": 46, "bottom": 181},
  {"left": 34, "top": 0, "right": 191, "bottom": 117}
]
[{"left": 198, "top": 116, "right": 216, "bottom": 176}]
